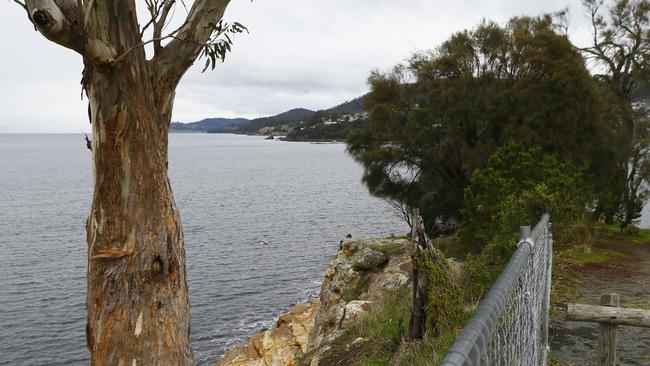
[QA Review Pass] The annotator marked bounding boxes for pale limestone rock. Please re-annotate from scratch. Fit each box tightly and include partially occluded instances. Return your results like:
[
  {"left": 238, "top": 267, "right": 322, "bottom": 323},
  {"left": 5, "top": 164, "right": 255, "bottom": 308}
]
[
  {"left": 216, "top": 238, "right": 413, "bottom": 366},
  {"left": 340, "top": 300, "right": 372, "bottom": 327},
  {"left": 305, "top": 239, "right": 412, "bottom": 365},
  {"left": 349, "top": 246, "right": 387, "bottom": 270},
  {"left": 214, "top": 300, "right": 319, "bottom": 366}
]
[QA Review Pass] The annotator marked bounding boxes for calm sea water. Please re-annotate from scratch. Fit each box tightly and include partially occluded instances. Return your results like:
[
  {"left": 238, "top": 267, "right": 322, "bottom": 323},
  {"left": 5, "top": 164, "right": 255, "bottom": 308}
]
[{"left": 0, "top": 133, "right": 407, "bottom": 365}]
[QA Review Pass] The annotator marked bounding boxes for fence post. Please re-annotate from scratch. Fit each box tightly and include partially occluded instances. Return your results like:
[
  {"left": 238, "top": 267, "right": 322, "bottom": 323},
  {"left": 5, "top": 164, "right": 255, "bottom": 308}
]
[
  {"left": 599, "top": 293, "right": 620, "bottom": 366},
  {"left": 541, "top": 223, "right": 552, "bottom": 366},
  {"left": 519, "top": 225, "right": 531, "bottom": 241}
]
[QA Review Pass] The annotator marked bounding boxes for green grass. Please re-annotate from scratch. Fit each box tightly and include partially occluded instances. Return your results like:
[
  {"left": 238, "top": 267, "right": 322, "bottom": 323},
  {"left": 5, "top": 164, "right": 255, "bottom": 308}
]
[
  {"left": 386, "top": 233, "right": 410, "bottom": 240},
  {"left": 370, "top": 241, "right": 406, "bottom": 258},
  {"left": 342, "top": 274, "right": 372, "bottom": 302},
  {"left": 396, "top": 330, "right": 459, "bottom": 366},
  {"left": 555, "top": 246, "right": 622, "bottom": 265},
  {"left": 350, "top": 286, "right": 411, "bottom": 344},
  {"left": 548, "top": 355, "right": 570, "bottom": 366},
  {"left": 327, "top": 284, "right": 473, "bottom": 366},
  {"left": 323, "top": 286, "right": 411, "bottom": 365},
  {"left": 595, "top": 223, "right": 650, "bottom": 244},
  {"left": 550, "top": 264, "right": 580, "bottom": 305},
  {"left": 359, "top": 356, "right": 390, "bottom": 366},
  {"left": 432, "top": 235, "right": 475, "bottom": 260}
]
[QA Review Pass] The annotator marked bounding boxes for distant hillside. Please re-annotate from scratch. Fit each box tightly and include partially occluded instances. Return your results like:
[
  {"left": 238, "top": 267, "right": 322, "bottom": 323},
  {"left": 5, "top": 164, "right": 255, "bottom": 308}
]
[
  {"left": 229, "top": 108, "right": 316, "bottom": 134},
  {"left": 228, "top": 96, "right": 367, "bottom": 135},
  {"left": 171, "top": 118, "right": 250, "bottom": 132},
  {"left": 324, "top": 96, "right": 365, "bottom": 115},
  {"left": 170, "top": 94, "right": 368, "bottom": 139}
]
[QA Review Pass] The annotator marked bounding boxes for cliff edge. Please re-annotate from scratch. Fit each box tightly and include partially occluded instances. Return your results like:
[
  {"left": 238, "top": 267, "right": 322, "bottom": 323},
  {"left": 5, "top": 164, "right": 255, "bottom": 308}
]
[{"left": 214, "top": 238, "right": 412, "bottom": 366}]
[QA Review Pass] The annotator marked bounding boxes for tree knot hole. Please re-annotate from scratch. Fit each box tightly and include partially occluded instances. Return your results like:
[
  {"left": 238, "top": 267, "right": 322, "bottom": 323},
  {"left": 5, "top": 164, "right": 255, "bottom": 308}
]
[
  {"left": 32, "top": 10, "right": 52, "bottom": 28},
  {"left": 152, "top": 256, "right": 163, "bottom": 274}
]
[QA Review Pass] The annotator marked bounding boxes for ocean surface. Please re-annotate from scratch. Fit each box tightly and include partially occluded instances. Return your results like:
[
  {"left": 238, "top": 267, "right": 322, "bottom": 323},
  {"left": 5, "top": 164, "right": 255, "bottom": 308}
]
[
  {"left": 2, "top": 134, "right": 649, "bottom": 366},
  {"left": 0, "top": 133, "right": 407, "bottom": 365}
]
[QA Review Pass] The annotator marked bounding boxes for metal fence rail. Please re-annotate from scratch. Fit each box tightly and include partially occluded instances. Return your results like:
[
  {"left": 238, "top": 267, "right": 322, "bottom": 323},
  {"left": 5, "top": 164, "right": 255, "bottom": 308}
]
[{"left": 441, "top": 213, "right": 552, "bottom": 366}]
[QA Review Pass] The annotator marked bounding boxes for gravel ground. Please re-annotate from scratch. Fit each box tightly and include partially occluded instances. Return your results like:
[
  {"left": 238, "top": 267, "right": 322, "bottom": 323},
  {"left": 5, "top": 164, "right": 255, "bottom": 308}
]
[{"left": 550, "top": 237, "right": 650, "bottom": 365}]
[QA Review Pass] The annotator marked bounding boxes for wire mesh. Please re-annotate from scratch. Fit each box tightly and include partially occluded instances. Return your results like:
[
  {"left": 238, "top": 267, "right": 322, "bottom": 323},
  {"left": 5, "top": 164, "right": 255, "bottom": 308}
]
[{"left": 440, "top": 214, "right": 552, "bottom": 366}]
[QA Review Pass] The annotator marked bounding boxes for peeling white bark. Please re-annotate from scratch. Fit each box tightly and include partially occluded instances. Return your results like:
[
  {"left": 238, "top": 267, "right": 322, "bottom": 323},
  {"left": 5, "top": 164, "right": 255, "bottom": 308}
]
[
  {"left": 134, "top": 312, "right": 143, "bottom": 337},
  {"left": 25, "top": 0, "right": 116, "bottom": 66}
]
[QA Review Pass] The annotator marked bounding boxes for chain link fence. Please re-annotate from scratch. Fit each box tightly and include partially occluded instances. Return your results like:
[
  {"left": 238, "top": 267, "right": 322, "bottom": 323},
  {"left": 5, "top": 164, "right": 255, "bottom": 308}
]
[{"left": 440, "top": 214, "right": 552, "bottom": 366}]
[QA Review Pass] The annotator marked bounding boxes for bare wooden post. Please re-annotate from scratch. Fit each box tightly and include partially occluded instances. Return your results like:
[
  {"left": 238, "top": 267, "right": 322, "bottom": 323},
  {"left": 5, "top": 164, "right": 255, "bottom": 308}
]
[{"left": 599, "top": 293, "right": 620, "bottom": 366}]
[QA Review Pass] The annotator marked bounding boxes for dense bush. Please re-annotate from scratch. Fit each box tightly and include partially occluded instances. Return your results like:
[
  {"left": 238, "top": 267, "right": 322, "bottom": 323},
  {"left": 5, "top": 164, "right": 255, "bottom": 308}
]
[{"left": 459, "top": 145, "right": 592, "bottom": 298}]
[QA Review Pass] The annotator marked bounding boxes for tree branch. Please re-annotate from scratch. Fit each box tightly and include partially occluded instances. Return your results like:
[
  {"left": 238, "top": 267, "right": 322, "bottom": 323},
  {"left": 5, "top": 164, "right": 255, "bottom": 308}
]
[
  {"left": 12, "top": 0, "right": 28, "bottom": 12},
  {"left": 11, "top": 0, "right": 32, "bottom": 23},
  {"left": 152, "top": 0, "right": 231, "bottom": 85},
  {"left": 154, "top": 0, "right": 176, "bottom": 54},
  {"left": 23, "top": 0, "right": 117, "bottom": 66}
]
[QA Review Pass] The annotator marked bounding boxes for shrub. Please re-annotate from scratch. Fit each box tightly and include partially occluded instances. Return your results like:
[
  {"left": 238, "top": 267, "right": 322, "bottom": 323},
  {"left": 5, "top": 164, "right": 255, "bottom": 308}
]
[
  {"left": 460, "top": 144, "right": 592, "bottom": 260},
  {"left": 459, "top": 144, "right": 593, "bottom": 298}
]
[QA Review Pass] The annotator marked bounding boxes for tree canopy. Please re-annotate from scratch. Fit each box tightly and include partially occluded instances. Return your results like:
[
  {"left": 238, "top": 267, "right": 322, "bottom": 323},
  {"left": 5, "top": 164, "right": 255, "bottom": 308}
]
[
  {"left": 348, "top": 16, "right": 615, "bottom": 235},
  {"left": 577, "top": 0, "right": 650, "bottom": 229}
]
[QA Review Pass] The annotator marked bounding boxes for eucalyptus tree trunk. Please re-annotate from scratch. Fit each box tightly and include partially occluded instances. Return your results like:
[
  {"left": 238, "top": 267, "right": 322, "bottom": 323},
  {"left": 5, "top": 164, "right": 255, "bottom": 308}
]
[
  {"left": 19, "top": 0, "right": 232, "bottom": 364},
  {"left": 84, "top": 42, "right": 191, "bottom": 364},
  {"left": 86, "top": 76, "right": 190, "bottom": 364}
]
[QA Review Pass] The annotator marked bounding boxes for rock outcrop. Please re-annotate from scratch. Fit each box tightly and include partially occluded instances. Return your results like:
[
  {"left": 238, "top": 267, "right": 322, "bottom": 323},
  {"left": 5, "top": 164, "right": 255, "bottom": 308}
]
[
  {"left": 214, "top": 300, "right": 320, "bottom": 366},
  {"left": 214, "top": 238, "right": 412, "bottom": 366}
]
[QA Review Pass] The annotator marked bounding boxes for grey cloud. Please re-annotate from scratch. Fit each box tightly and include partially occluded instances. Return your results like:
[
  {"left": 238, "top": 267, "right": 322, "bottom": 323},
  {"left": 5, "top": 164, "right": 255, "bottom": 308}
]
[{"left": 0, "top": 0, "right": 593, "bottom": 132}]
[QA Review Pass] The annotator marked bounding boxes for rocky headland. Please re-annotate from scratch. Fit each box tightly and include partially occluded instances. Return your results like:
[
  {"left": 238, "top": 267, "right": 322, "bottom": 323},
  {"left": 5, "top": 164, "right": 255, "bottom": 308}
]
[{"left": 214, "top": 238, "right": 412, "bottom": 366}]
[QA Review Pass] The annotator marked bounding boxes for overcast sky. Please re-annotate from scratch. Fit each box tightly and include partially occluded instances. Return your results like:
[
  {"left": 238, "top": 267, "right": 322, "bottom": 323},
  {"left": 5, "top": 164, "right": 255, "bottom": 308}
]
[{"left": 0, "top": 0, "right": 596, "bottom": 133}]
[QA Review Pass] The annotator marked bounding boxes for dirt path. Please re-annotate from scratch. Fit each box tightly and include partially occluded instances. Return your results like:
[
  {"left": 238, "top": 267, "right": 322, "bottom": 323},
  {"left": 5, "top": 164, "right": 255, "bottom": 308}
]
[{"left": 550, "top": 234, "right": 650, "bottom": 365}]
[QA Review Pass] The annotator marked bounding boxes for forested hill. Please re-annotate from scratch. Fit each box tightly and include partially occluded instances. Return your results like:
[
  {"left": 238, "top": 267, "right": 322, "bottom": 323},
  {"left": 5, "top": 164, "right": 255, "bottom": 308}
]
[
  {"left": 224, "top": 108, "right": 316, "bottom": 134},
  {"left": 169, "top": 95, "right": 367, "bottom": 140},
  {"left": 170, "top": 118, "right": 250, "bottom": 132}
]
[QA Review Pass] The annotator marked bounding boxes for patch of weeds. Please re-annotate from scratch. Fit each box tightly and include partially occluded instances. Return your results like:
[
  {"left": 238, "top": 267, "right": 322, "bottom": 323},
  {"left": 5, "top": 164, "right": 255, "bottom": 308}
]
[
  {"left": 351, "top": 286, "right": 411, "bottom": 343},
  {"left": 548, "top": 355, "right": 570, "bottom": 366},
  {"left": 396, "top": 330, "right": 459, "bottom": 366},
  {"left": 370, "top": 242, "right": 405, "bottom": 258},
  {"left": 461, "top": 255, "right": 503, "bottom": 303},
  {"left": 550, "top": 264, "right": 580, "bottom": 305},
  {"left": 324, "top": 286, "right": 412, "bottom": 365},
  {"left": 432, "top": 235, "right": 475, "bottom": 260},
  {"left": 359, "top": 356, "right": 390, "bottom": 366},
  {"left": 387, "top": 233, "right": 410, "bottom": 240},
  {"left": 321, "top": 253, "right": 473, "bottom": 366},
  {"left": 595, "top": 223, "right": 650, "bottom": 244},
  {"left": 417, "top": 250, "right": 464, "bottom": 337},
  {"left": 342, "top": 274, "right": 371, "bottom": 302},
  {"left": 620, "top": 225, "right": 650, "bottom": 244},
  {"left": 621, "top": 295, "right": 650, "bottom": 310},
  {"left": 559, "top": 222, "right": 595, "bottom": 248},
  {"left": 555, "top": 246, "right": 621, "bottom": 265}
]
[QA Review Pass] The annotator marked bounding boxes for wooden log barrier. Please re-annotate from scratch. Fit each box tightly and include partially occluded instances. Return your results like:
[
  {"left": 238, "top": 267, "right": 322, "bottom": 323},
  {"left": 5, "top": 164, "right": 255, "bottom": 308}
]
[
  {"left": 566, "top": 302, "right": 650, "bottom": 328},
  {"left": 566, "top": 293, "right": 650, "bottom": 366}
]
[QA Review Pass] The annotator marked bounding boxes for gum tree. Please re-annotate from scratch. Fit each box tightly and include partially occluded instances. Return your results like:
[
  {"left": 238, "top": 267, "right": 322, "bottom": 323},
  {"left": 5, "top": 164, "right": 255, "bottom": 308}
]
[
  {"left": 579, "top": 0, "right": 650, "bottom": 229},
  {"left": 11, "top": 0, "right": 243, "bottom": 363}
]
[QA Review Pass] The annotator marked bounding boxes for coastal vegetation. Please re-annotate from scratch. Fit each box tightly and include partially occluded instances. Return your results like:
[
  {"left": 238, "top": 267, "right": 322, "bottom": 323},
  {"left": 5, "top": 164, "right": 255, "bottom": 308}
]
[
  {"left": 348, "top": 0, "right": 649, "bottom": 289},
  {"left": 337, "top": 1, "right": 650, "bottom": 364}
]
